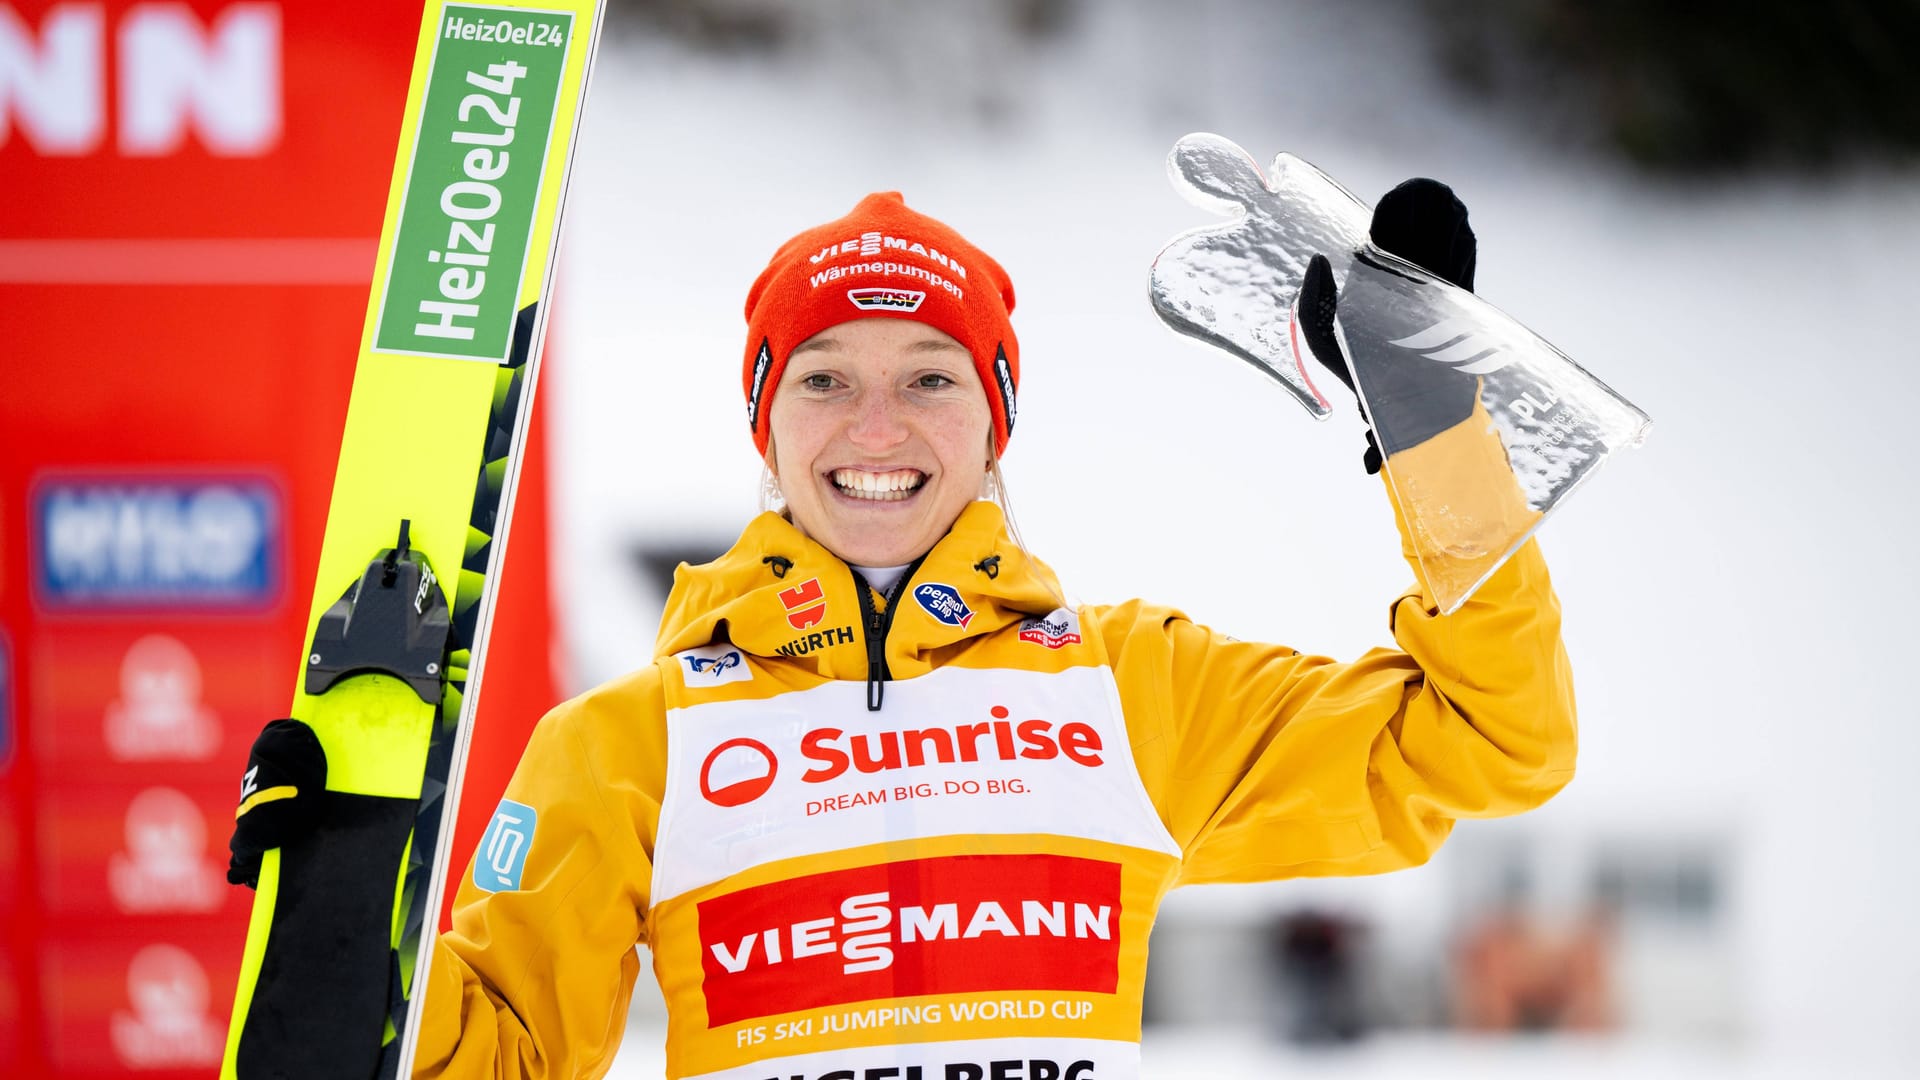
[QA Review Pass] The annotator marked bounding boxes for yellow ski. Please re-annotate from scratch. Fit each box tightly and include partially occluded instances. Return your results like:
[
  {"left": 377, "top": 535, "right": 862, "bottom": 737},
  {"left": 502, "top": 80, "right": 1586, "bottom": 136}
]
[{"left": 221, "top": 4, "right": 605, "bottom": 1077}]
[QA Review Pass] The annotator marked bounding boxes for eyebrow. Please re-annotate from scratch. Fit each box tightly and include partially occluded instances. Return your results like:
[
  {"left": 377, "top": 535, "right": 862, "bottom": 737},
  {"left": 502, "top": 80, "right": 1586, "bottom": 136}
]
[{"left": 791, "top": 335, "right": 969, "bottom": 357}]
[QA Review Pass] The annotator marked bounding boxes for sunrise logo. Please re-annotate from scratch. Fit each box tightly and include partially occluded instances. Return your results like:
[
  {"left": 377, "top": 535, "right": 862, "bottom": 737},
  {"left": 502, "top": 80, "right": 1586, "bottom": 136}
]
[{"left": 700, "top": 738, "right": 778, "bottom": 807}]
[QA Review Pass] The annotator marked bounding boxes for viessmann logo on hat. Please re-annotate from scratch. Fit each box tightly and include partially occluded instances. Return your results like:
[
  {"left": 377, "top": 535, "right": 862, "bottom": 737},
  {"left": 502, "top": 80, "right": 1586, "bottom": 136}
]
[{"left": 847, "top": 287, "right": 926, "bottom": 312}]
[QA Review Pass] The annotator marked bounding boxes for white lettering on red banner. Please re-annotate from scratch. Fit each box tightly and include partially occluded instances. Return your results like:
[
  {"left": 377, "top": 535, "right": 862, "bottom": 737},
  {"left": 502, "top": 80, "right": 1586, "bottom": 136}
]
[
  {"left": 696, "top": 854, "right": 1121, "bottom": 1026},
  {"left": 109, "top": 944, "right": 223, "bottom": 1068},
  {"left": 0, "top": 3, "right": 281, "bottom": 157},
  {"left": 107, "top": 787, "right": 223, "bottom": 913},
  {"left": 104, "top": 634, "right": 220, "bottom": 761}
]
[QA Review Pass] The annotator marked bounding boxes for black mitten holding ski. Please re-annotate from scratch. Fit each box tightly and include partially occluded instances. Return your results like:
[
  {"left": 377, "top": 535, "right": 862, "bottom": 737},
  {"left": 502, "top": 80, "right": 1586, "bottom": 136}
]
[
  {"left": 228, "top": 718, "right": 328, "bottom": 887},
  {"left": 1297, "top": 177, "right": 1481, "bottom": 474}
]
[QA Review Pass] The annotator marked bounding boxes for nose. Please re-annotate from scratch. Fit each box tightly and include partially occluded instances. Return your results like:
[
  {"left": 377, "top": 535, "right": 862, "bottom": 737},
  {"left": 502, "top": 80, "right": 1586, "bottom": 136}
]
[{"left": 846, "top": 385, "right": 909, "bottom": 450}]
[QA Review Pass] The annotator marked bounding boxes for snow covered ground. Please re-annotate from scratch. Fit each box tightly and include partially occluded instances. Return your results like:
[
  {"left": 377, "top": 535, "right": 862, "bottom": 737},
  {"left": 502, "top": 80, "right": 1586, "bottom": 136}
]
[{"left": 551, "top": 1, "right": 1920, "bottom": 1073}]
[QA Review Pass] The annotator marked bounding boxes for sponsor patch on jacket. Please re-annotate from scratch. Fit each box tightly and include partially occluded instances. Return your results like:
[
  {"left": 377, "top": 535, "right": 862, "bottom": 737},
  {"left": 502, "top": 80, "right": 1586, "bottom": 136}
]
[
  {"left": 677, "top": 644, "right": 753, "bottom": 687},
  {"left": 1018, "top": 611, "right": 1082, "bottom": 650},
  {"left": 696, "top": 853, "right": 1120, "bottom": 1025},
  {"left": 776, "top": 577, "right": 828, "bottom": 630},
  {"left": 474, "top": 799, "right": 537, "bottom": 893},
  {"left": 776, "top": 625, "right": 855, "bottom": 658},
  {"left": 913, "top": 583, "right": 973, "bottom": 628}
]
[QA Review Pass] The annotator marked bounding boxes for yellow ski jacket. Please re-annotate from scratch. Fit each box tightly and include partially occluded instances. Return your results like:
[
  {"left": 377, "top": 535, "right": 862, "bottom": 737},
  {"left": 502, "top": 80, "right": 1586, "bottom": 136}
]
[{"left": 415, "top": 441, "right": 1575, "bottom": 1079}]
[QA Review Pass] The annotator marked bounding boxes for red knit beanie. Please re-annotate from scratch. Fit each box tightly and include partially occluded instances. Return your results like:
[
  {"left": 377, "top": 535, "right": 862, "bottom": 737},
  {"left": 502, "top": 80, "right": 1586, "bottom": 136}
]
[{"left": 742, "top": 192, "right": 1019, "bottom": 457}]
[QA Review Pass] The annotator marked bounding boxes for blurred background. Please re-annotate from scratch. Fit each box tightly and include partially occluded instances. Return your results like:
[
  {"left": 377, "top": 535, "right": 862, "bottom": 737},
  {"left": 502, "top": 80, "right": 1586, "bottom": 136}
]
[{"left": 2, "top": 0, "right": 1917, "bottom": 1077}]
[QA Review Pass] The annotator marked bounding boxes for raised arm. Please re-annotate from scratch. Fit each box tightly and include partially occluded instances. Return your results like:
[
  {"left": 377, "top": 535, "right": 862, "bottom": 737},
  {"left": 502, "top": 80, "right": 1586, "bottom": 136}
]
[{"left": 1096, "top": 451, "right": 1574, "bottom": 886}]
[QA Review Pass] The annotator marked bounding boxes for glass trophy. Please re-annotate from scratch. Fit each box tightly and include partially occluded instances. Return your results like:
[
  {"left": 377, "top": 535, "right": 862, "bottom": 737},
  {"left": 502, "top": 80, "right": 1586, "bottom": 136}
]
[{"left": 1150, "top": 133, "right": 1651, "bottom": 613}]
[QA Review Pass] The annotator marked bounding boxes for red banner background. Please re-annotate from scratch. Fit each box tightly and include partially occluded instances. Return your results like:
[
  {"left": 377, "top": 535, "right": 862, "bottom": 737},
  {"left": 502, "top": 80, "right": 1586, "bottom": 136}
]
[{"left": 0, "top": 2, "right": 562, "bottom": 1075}]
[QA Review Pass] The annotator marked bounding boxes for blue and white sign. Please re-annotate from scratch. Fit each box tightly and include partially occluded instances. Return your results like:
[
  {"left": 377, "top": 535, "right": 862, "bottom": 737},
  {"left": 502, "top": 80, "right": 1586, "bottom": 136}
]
[
  {"left": 913, "top": 582, "right": 974, "bottom": 629},
  {"left": 474, "top": 798, "right": 538, "bottom": 893},
  {"left": 32, "top": 475, "right": 282, "bottom": 609}
]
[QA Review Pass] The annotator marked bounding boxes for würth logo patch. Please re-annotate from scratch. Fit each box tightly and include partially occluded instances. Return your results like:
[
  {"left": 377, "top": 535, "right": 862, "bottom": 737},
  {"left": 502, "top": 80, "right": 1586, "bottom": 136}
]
[
  {"left": 696, "top": 853, "right": 1121, "bottom": 1025},
  {"left": 778, "top": 577, "right": 828, "bottom": 630}
]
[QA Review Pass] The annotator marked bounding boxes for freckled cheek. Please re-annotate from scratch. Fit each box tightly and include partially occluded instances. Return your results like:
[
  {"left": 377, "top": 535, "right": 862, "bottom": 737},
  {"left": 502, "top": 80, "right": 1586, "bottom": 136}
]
[{"left": 769, "top": 404, "right": 843, "bottom": 470}]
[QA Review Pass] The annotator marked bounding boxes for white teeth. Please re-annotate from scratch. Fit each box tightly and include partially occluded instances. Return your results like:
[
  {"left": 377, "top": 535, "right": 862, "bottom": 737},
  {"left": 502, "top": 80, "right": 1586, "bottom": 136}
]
[{"left": 832, "top": 468, "right": 925, "bottom": 501}]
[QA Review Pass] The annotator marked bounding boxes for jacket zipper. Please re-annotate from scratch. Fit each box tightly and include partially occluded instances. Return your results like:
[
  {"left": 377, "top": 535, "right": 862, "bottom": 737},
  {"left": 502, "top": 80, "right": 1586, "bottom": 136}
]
[{"left": 853, "top": 557, "right": 924, "bottom": 712}]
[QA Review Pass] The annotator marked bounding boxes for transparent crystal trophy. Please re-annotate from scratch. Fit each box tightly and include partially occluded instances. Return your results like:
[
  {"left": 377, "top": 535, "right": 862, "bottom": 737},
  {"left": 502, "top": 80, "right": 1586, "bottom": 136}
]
[{"left": 1150, "top": 133, "right": 1651, "bottom": 613}]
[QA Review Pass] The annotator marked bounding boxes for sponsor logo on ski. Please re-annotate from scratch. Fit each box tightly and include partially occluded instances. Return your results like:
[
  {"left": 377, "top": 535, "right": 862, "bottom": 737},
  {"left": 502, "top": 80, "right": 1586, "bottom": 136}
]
[
  {"left": 32, "top": 476, "right": 281, "bottom": 610},
  {"left": 914, "top": 583, "right": 973, "bottom": 628},
  {"left": 677, "top": 644, "right": 754, "bottom": 687},
  {"left": 413, "top": 562, "right": 439, "bottom": 615},
  {"left": 474, "top": 798, "right": 537, "bottom": 892},
  {"left": 847, "top": 287, "right": 927, "bottom": 312},
  {"left": 696, "top": 854, "right": 1121, "bottom": 1024},
  {"left": 441, "top": 13, "right": 568, "bottom": 47},
  {"left": 374, "top": 4, "right": 574, "bottom": 361},
  {"left": 701, "top": 738, "right": 779, "bottom": 807},
  {"left": 1389, "top": 317, "right": 1516, "bottom": 375},
  {"left": 777, "top": 577, "right": 829, "bottom": 629},
  {"left": 1018, "top": 613, "right": 1081, "bottom": 650}
]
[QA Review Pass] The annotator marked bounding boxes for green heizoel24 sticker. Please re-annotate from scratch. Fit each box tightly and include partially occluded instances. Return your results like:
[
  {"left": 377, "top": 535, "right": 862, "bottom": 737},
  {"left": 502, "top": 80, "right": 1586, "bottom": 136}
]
[{"left": 374, "top": 5, "right": 573, "bottom": 362}]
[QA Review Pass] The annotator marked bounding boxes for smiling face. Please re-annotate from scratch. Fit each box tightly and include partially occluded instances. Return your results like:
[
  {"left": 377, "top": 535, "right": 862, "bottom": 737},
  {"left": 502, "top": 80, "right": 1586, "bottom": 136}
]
[{"left": 767, "top": 318, "right": 993, "bottom": 567}]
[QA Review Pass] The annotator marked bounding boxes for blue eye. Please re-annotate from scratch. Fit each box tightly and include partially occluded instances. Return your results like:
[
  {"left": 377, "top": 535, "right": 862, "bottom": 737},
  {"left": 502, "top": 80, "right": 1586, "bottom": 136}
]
[
  {"left": 803, "top": 373, "right": 835, "bottom": 391},
  {"left": 917, "top": 374, "right": 954, "bottom": 389}
]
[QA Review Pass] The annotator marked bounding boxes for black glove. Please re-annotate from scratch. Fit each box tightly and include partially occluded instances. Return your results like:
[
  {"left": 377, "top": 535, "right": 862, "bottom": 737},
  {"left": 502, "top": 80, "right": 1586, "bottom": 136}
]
[
  {"left": 228, "top": 718, "right": 328, "bottom": 887},
  {"left": 1298, "top": 178, "right": 1479, "bottom": 473}
]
